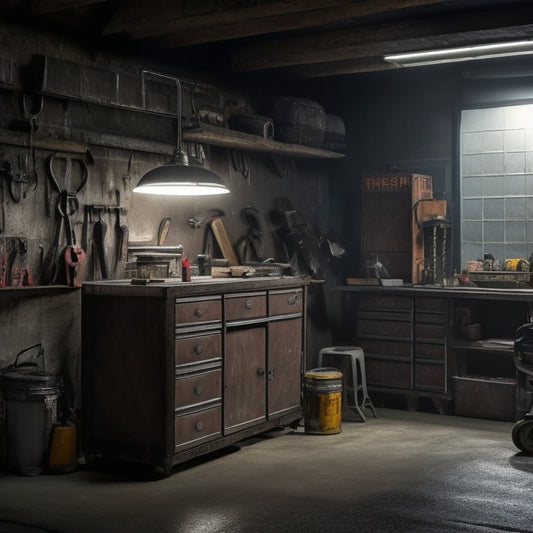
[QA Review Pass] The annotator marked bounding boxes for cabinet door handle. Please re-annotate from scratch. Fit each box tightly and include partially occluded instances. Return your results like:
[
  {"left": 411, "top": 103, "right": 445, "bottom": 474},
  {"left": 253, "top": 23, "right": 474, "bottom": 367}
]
[
  {"left": 193, "top": 344, "right": 203, "bottom": 355},
  {"left": 194, "top": 384, "right": 203, "bottom": 396},
  {"left": 257, "top": 368, "right": 265, "bottom": 376},
  {"left": 195, "top": 421, "right": 204, "bottom": 432},
  {"left": 194, "top": 308, "right": 204, "bottom": 318},
  {"left": 268, "top": 368, "right": 276, "bottom": 381},
  {"left": 245, "top": 299, "right": 252, "bottom": 310}
]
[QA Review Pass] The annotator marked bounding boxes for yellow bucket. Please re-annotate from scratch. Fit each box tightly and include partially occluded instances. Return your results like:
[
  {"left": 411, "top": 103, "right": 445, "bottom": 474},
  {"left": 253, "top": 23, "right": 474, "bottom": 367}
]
[
  {"left": 303, "top": 368, "right": 343, "bottom": 435},
  {"left": 48, "top": 423, "right": 78, "bottom": 473}
]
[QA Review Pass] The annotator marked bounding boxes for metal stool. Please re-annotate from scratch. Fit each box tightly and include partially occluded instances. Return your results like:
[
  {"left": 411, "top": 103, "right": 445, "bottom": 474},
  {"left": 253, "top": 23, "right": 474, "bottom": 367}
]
[{"left": 318, "top": 346, "right": 378, "bottom": 422}]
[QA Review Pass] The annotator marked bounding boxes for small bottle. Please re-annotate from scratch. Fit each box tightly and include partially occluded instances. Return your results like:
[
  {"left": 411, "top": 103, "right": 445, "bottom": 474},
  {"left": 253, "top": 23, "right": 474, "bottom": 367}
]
[{"left": 181, "top": 256, "right": 191, "bottom": 282}]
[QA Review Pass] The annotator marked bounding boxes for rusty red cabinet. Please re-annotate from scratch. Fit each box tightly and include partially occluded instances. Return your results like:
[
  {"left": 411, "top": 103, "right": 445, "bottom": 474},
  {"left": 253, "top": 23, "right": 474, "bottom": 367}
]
[{"left": 81, "top": 278, "right": 306, "bottom": 476}]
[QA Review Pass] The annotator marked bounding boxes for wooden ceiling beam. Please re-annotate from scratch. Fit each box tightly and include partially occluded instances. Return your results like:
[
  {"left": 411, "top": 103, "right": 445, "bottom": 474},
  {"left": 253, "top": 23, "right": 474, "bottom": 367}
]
[
  {"left": 231, "top": 5, "right": 533, "bottom": 71},
  {"left": 30, "top": 0, "right": 107, "bottom": 15},
  {"left": 285, "top": 27, "right": 533, "bottom": 77},
  {"left": 278, "top": 56, "right": 399, "bottom": 78},
  {"left": 103, "top": 0, "right": 460, "bottom": 41}
]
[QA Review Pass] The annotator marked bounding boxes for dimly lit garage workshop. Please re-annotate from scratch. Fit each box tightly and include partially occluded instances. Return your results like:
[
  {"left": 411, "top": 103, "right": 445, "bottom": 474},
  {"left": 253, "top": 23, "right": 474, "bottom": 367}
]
[{"left": 1, "top": 1, "right": 533, "bottom": 532}]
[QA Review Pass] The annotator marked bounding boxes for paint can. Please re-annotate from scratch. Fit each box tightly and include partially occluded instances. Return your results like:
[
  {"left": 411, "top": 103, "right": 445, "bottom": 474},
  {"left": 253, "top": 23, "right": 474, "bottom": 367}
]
[{"left": 303, "top": 368, "right": 343, "bottom": 435}]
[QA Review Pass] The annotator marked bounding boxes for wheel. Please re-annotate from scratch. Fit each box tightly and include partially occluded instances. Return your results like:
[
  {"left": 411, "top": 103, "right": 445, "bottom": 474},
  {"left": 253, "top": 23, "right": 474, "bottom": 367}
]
[{"left": 512, "top": 419, "right": 533, "bottom": 454}]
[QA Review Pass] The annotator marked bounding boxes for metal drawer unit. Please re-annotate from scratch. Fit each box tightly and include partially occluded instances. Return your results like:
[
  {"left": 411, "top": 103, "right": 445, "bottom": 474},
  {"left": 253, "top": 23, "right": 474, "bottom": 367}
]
[
  {"left": 355, "top": 294, "right": 413, "bottom": 390},
  {"left": 175, "top": 295, "right": 222, "bottom": 450},
  {"left": 414, "top": 297, "right": 449, "bottom": 393}
]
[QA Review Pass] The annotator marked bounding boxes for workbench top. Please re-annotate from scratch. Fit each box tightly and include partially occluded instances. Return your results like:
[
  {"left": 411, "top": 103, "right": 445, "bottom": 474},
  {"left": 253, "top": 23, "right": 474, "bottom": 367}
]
[
  {"left": 82, "top": 275, "right": 309, "bottom": 298},
  {"left": 333, "top": 283, "right": 533, "bottom": 301}
]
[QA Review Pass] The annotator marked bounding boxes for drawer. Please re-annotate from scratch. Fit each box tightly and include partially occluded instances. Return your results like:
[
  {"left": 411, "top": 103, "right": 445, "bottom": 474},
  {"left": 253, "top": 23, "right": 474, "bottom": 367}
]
[
  {"left": 366, "top": 359, "right": 411, "bottom": 388},
  {"left": 356, "top": 294, "right": 412, "bottom": 311},
  {"left": 415, "top": 322, "right": 446, "bottom": 340},
  {"left": 175, "top": 369, "right": 221, "bottom": 410},
  {"left": 415, "top": 297, "right": 448, "bottom": 314},
  {"left": 269, "top": 289, "right": 303, "bottom": 316},
  {"left": 175, "top": 296, "right": 222, "bottom": 326},
  {"left": 415, "top": 312, "right": 447, "bottom": 325},
  {"left": 225, "top": 292, "right": 267, "bottom": 321},
  {"left": 415, "top": 342, "right": 446, "bottom": 360},
  {"left": 175, "top": 332, "right": 221, "bottom": 366},
  {"left": 175, "top": 405, "right": 221, "bottom": 448},
  {"left": 357, "top": 310, "right": 412, "bottom": 322},
  {"left": 356, "top": 319, "right": 412, "bottom": 339},
  {"left": 358, "top": 339, "right": 412, "bottom": 358},
  {"left": 415, "top": 362, "right": 445, "bottom": 391}
]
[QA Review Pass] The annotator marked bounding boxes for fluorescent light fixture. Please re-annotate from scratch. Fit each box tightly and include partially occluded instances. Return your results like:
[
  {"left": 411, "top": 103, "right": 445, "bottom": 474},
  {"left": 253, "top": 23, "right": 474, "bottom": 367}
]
[
  {"left": 134, "top": 71, "right": 230, "bottom": 196},
  {"left": 384, "top": 40, "right": 533, "bottom": 67}
]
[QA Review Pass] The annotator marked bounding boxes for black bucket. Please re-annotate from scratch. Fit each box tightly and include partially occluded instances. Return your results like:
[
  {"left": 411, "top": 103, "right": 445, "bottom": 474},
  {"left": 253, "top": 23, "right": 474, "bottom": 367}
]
[
  {"left": 303, "top": 367, "right": 343, "bottom": 435},
  {"left": 1, "top": 344, "right": 61, "bottom": 475}
]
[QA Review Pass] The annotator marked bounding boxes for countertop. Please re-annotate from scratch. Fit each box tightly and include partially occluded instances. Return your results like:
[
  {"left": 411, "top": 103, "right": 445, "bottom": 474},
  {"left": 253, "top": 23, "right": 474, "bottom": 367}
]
[
  {"left": 332, "top": 283, "right": 533, "bottom": 301},
  {"left": 82, "top": 275, "right": 309, "bottom": 298}
]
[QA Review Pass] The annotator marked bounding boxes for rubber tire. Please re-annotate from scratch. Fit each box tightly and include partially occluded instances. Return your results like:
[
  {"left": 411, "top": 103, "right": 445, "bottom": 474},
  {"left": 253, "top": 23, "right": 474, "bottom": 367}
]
[{"left": 512, "top": 419, "right": 533, "bottom": 454}]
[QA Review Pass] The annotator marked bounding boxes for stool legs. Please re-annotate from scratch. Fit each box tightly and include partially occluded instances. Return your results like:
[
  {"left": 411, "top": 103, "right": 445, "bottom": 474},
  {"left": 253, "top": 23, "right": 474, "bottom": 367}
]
[
  {"left": 318, "top": 346, "right": 377, "bottom": 422},
  {"left": 356, "top": 356, "right": 378, "bottom": 419}
]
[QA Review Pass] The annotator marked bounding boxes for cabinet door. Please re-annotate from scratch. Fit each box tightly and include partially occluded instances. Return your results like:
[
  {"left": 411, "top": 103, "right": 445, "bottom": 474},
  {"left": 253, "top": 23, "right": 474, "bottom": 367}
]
[
  {"left": 224, "top": 327, "right": 266, "bottom": 434},
  {"left": 268, "top": 318, "right": 302, "bottom": 417}
]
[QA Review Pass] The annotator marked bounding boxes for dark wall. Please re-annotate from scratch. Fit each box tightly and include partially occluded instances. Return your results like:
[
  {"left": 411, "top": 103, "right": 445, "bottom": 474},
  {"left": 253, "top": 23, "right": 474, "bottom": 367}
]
[{"left": 0, "top": 22, "right": 334, "bottom": 400}]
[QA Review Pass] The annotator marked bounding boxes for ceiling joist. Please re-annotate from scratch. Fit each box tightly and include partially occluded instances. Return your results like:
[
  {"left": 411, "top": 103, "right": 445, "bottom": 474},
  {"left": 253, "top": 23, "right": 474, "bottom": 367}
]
[
  {"left": 231, "top": 4, "right": 533, "bottom": 72},
  {"left": 8, "top": 0, "right": 533, "bottom": 78}
]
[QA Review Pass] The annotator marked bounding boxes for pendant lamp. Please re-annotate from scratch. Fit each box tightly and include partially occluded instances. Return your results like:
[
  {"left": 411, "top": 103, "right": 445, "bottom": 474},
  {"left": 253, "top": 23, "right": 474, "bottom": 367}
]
[{"left": 133, "top": 73, "right": 230, "bottom": 196}]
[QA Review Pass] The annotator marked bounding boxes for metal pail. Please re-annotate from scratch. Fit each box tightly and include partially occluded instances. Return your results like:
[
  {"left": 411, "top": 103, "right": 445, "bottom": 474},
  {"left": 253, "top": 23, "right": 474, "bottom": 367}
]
[
  {"left": 1, "top": 370, "right": 61, "bottom": 475},
  {"left": 303, "top": 368, "right": 343, "bottom": 435}
]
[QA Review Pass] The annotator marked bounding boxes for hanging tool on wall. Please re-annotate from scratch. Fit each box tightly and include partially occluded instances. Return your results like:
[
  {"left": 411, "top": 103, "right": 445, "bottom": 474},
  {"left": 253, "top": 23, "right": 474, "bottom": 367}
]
[
  {"left": 93, "top": 212, "right": 108, "bottom": 279},
  {"left": 6, "top": 153, "right": 38, "bottom": 203},
  {"left": 114, "top": 191, "right": 129, "bottom": 274},
  {"left": 3, "top": 93, "right": 43, "bottom": 203},
  {"left": 157, "top": 216, "right": 171, "bottom": 246},
  {"left": 42, "top": 151, "right": 91, "bottom": 284},
  {"left": 122, "top": 152, "right": 133, "bottom": 191},
  {"left": 236, "top": 207, "right": 264, "bottom": 263},
  {"left": 9, "top": 238, "right": 33, "bottom": 287},
  {"left": 230, "top": 150, "right": 250, "bottom": 181},
  {"left": 0, "top": 165, "right": 5, "bottom": 233},
  {"left": 272, "top": 197, "right": 324, "bottom": 279},
  {"left": 188, "top": 208, "right": 225, "bottom": 230}
]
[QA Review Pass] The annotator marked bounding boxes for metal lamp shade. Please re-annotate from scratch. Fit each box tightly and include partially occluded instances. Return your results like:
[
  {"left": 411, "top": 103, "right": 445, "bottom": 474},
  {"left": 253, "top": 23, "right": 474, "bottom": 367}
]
[{"left": 133, "top": 162, "right": 230, "bottom": 196}]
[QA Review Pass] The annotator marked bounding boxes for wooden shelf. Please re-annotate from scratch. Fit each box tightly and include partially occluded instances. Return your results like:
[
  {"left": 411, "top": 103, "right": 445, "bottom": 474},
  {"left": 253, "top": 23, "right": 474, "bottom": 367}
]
[
  {"left": 0, "top": 285, "right": 79, "bottom": 299},
  {"left": 183, "top": 123, "right": 346, "bottom": 159}
]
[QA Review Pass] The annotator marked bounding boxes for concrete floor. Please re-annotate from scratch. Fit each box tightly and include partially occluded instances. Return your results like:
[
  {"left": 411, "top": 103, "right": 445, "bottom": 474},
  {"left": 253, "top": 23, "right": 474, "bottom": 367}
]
[{"left": 0, "top": 408, "right": 530, "bottom": 533}]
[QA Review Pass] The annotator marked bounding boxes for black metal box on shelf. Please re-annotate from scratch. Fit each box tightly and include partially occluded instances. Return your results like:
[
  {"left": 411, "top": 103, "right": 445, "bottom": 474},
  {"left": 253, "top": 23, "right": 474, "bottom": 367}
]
[{"left": 452, "top": 375, "right": 518, "bottom": 421}]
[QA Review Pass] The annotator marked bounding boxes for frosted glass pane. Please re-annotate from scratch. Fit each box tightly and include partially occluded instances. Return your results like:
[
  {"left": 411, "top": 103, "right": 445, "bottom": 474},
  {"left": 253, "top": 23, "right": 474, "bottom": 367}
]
[
  {"left": 484, "top": 221, "right": 504, "bottom": 242},
  {"left": 483, "top": 130, "right": 503, "bottom": 152}
]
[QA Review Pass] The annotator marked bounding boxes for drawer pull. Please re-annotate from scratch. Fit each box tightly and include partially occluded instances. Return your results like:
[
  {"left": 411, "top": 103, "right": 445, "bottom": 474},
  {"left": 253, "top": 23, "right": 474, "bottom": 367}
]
[
  {"left": 287, "top": 294, "right": 301, "bottom": 305},
  {"left": 194, "top": 308, "right": 204, "bottom": 318},
  {"left": 257, "top": 368, "right": 265, "bottom": 376},
  {"left": 244, "top": 299, "right": 252, "bottom": 310},
  {"left": 194, "top": 384, "right": 203, "bottom": 396},
  {"left": 193, "top": 344, "right": 203, "bottom": 355},
  {"left": 195, "top": 421, "right": 204, "bottom": 432}
]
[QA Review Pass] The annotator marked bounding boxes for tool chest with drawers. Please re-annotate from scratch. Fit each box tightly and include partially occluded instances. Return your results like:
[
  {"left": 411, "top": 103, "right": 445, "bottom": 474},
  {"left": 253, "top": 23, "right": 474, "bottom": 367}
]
[{"left": 81, "top": 277, "right": 307, "bottom": 476}]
